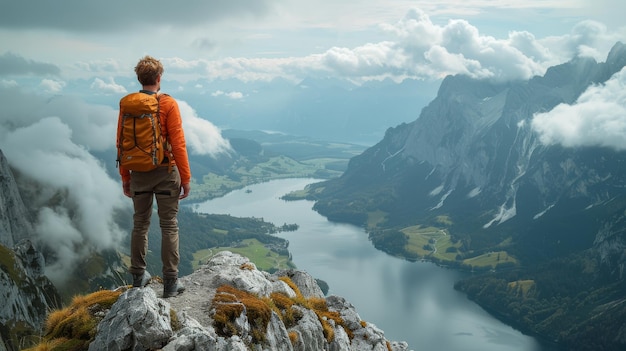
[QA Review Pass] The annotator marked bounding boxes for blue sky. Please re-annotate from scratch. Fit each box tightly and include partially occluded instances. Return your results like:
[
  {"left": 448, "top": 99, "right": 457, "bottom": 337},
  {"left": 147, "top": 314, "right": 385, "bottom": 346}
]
[{"left": 1, "top": 0, "right": 626, "bottom": 283}]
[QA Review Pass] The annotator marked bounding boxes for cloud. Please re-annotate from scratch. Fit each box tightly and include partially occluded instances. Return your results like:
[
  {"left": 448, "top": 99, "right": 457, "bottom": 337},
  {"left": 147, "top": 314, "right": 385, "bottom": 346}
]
[
  {"left": 211, "top": 90, "right": 244, "bottom": 99},
  {"left": 0, "top": 87, "right": 129, "bottom": 284},
  {"left": 373, "top": 9, "right": 563, "bottom": 81},
  {"left": 0, "top": 115, "right": 128, "bottom": 285},
  {"left": 177, "top": 100, "right": 232, "bottom": 156},
  {"left": 90, "top": 77, "right": 127, "bottom": 94},
  {"left": 0, "top": 79, "right": 18, "bottom": 88},
  {"left": 143, "top": 8, "right": 623, "bottom": 84},
  {"left": 0, "top": 52, "right": 60, "bottom": 76},
  {"left": 0, "top": 89, "right": 119, "bottom": 152},
  {"left": 4, "top": 4, "right": 625, "bottom": 86},
  {"left": 0, "top": 85, "right": 233, "bottom": 284},
  {"left": 531, "top": 67, "right": 626, "bottom": 150},
  {"left": 40, "top": 79, "right": 66, "bottom": 94},
  {"left": 539, "top": 20, "right": 623, "bottom": 62}
]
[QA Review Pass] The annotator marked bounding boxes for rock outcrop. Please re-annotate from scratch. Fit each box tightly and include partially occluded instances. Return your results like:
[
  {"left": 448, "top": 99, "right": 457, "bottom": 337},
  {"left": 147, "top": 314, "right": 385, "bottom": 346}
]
[
  {"left": 0, "top": 240, "right": 61, "bottom": 351},
  {"left": 88, "top": 251, "right": 411, "bottom": 351},
  {"left": 0, "top": 150, "right": 34, "bottom": 248}
]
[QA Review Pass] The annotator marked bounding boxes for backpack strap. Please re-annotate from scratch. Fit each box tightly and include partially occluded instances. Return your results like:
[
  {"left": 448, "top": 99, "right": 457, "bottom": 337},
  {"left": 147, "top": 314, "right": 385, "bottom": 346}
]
[{"left": 154, "top": 92, "right": 175, "bottom": 174}]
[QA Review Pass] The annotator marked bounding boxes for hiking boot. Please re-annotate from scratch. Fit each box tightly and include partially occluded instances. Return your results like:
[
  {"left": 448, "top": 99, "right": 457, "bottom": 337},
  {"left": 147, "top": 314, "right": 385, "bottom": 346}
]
[
  {"left": 163, "top": 278, "right": 185, "bottom": 298},
  {"left": 132, "top": 271, "right": 151, "bottom": 288}
]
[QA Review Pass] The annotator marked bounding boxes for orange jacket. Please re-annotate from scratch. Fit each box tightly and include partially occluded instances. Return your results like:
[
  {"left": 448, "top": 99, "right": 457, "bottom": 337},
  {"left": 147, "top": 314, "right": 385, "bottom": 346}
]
[{"left": 117, "top": 93, "right": 191, "bottom": 185}]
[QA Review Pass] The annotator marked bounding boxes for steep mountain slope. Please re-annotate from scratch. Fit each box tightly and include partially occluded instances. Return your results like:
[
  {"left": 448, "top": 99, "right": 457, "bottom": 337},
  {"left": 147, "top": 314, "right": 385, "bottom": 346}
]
[
  {"left": 308, "top": 42, "right": 626, "bottom": 350},
  {"left": 0, "top": 151, "right": 61, "bottom": 351},
  {"left": 0, "top": 151, "right": 33, "bottom": 248}
]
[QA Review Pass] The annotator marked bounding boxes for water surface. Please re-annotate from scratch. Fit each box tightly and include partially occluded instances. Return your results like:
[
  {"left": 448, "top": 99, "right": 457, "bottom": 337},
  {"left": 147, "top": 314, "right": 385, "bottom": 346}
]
[{"left": 193, "top": 178, "right": 543, "bottom": 351}]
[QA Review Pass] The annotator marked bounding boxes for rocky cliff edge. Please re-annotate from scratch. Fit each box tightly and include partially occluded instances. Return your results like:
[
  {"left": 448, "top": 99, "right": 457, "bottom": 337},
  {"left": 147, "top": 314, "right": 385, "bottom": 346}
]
[{"left": 40, "top": 251, "right": 410, "bottom": 351}]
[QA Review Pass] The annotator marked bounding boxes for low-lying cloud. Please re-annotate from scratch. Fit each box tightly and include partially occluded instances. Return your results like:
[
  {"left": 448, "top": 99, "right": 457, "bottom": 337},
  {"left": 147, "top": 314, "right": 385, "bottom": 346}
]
[
  {"left": 532, "top": 67, "right": 626, "bottom": 150},
  {"left": 0, "top": 87, "right": 231, "bottom": 285},
  {"left": 177, "top": 100, "right": 232, "bottom": 156}
]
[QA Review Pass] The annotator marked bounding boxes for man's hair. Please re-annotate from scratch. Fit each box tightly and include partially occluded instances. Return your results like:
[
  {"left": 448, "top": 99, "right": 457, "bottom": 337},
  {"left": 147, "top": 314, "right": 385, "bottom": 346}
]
[{"left": 134, "top": 55, "right": 164, "bottom": 86}]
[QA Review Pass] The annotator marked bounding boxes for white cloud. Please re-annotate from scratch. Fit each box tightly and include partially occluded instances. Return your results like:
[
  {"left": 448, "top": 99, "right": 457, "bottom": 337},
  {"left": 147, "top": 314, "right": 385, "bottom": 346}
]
[
  {"left": 3, "top": 2, "right": 625, "bottom": 85},
  {"left": 0, "top": 79, "right": 18, "bottom": 88},
  {"left": 0, "top": 88, "right": 124, "bottom": 285},
  {"left": 139, "top": 8, "right": 623, "bottom": 85},
  {"left": 0, "top": 86, "right": 234, "bottom": 285},
  {"left": 531, "top": 67, "right": 626, "bottom": 150},
  {"left": 40, "top": 79, "right": 66, "bottom": 93},
  {"left": 0, "top": 115, "right": 128, "bottom": 285},
  {"left": 0, "top": 87, "right": 118, "bottom": 151},
  {"left": 374, "top": 9, "right": 562, "bottom": 81},
  {"left": 226, "top": 91, "right": 244, "bottom": 99},
  {"left": 90, "top": 77, "right": 127, "bottom": 94},
  {"left": 211, "top": 90, "right": 244, "bottom": 99},
  {"left": 177, "top": 100, "right": 232, "bottom": 156}
]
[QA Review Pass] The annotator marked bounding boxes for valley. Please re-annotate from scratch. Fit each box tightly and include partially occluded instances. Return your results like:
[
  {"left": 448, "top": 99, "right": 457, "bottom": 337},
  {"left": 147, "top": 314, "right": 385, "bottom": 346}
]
[
  {"left": 191, "top": 238, "right": 294, "bottom": 272},
  {"left": 186, "top": 130, "right": 367, "bottom": 203}
]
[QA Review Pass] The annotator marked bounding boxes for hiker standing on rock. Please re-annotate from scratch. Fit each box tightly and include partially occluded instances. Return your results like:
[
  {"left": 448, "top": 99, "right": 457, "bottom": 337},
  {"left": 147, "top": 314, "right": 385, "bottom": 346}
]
[{"left": 116, "top": 55, "right": 191, "bottom": 298}]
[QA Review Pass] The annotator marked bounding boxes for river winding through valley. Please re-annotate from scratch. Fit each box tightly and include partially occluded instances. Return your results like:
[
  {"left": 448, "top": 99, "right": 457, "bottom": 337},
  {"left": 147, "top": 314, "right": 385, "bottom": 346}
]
[{"left": 192, "top": 178, "right": 547, "bottom": 351}]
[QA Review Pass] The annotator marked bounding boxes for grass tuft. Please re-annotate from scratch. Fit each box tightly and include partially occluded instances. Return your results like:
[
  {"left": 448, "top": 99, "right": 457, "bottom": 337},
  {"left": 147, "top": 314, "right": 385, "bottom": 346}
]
[
  {"left": 24, "top": 289, "right": 122, "bottom": 351},
  {"left": 211, "top": 276, "right": 356, "bottom": 346}
]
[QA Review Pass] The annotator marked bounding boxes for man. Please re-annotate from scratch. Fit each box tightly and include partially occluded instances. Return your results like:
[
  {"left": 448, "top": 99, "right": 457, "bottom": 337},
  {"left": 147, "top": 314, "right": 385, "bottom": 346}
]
[{"left": 117, "top": 55, "right": 191, "bottom": 298}]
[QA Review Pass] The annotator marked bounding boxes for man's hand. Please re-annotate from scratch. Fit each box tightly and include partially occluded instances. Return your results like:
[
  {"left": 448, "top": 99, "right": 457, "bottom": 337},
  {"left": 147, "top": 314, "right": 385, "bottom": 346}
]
[
  {"left": 180, "top": 183, "right": 191, "bottom": 199},
  {"left": 123, "top": 181, "right": 131, "bottom": 198}
]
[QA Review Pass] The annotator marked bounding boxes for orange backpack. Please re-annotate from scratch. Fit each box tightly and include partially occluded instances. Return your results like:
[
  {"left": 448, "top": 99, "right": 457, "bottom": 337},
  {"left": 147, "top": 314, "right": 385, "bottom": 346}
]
[{"left": 117, "top": 92, "right": 168, "bottom": 172}]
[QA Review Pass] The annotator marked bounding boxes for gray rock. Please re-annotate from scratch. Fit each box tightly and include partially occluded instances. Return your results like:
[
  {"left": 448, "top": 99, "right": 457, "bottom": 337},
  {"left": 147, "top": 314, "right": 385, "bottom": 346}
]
[
  {"left": 89, "top": 288, "right": 173, "bottom": 351},
  {"left": 273, "top": 269, "right": 324, "bottom": 299},
  {"left": 262, "top": 311, "right": 293, "bottom": 351},
  {"left": 0, "top": 150, "right": 34, "bottom": 248},
  {"left": 289, "top": 306, "right": 325, "bottom": 351},
  {"left": 204, "top": 251, "right": 274, "bottom": 297},
  {"left": 90, "top": 251, "right": 413, "bottom": 351}
]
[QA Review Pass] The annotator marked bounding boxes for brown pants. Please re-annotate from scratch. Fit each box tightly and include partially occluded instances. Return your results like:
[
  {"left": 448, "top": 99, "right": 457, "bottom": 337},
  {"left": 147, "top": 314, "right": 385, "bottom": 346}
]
[{"left": 129, "top": 166, "right": 181, "bottom": 279}]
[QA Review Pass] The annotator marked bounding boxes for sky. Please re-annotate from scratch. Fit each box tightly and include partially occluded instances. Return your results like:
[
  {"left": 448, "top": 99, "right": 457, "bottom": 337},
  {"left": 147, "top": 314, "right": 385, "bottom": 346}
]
[{"left": 1, "top": 0, "right": 626, "bottom": 284}]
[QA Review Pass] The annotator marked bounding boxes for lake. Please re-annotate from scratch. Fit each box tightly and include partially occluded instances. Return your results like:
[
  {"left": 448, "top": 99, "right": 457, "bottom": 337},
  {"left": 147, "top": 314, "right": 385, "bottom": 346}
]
[{"left": 193, "top": 178, "right": 548, "bottom": 351}]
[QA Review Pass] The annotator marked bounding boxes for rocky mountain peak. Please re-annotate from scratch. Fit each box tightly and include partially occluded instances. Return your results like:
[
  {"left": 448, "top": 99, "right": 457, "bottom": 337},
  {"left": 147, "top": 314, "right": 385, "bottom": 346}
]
[{"left": 606, "top": 41, "right": 626, "bottom": 68}]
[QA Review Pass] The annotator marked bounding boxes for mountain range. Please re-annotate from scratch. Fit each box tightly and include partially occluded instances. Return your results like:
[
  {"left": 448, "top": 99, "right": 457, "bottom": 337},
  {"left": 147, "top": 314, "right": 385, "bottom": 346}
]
[
  {"left": 307, "top": 42, "right": 626, "bottom": 350},
  {"left": 4, "top": 39, "right": 626, "bottom": 350}
]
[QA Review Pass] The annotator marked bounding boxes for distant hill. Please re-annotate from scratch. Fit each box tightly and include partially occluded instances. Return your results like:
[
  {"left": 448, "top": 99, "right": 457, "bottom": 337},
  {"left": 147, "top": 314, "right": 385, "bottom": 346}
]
[{"left": 307, "top": 42, "right": 626, "bottom": 350}]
